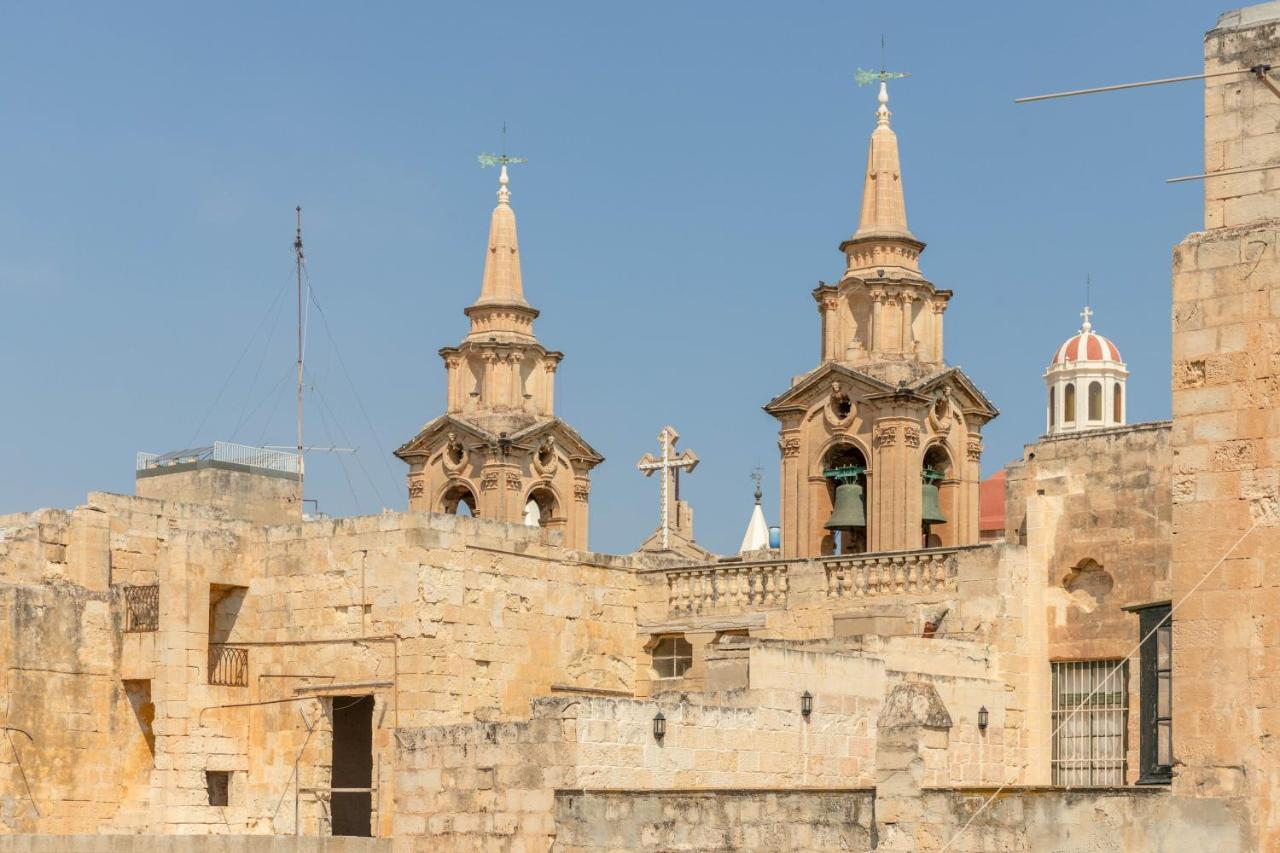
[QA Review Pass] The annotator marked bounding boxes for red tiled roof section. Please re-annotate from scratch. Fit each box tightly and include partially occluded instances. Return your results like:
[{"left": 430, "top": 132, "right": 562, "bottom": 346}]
[
  {"left": 1053, "top": 332, "right": 1121, "bottom": 365},
  {"left": 979, "top": 470, "right": 1006, "bottom": 535}
]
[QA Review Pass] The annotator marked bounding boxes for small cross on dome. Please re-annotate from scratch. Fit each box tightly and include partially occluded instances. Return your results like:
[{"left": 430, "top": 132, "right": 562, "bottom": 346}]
[{"left": 1080, "top": 305, "right": 1093, "bottom": 332}]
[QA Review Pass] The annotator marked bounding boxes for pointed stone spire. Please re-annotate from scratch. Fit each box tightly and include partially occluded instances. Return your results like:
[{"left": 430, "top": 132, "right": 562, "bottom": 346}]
[
  {"left": 474, "top": 165, "right": 528, "bottom": 308},
  {"left": 465, "top": 164, "right": 539, "bottom": 339},
  {"left": 841, "top": 81, "right": 925, "bottom": 277}
]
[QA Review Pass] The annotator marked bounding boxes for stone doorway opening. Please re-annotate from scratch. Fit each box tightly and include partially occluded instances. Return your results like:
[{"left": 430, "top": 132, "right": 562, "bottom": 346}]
[{"left": 330, "top": 695, "right": 374, "bottom": 837}]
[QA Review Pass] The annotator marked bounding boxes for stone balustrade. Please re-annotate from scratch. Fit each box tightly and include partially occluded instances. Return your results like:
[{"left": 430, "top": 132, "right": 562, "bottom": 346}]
[
  {"left": 823, "top": 549, "right": 957, "bottom": 598},
  {"left": 666, "top": 563, "right": 789, "bottom": 616}
]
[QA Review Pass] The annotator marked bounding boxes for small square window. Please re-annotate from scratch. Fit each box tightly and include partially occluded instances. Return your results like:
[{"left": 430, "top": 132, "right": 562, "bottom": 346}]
[
  {"left": 651, "top": 635, "right": 693, "bottom": 679},
  {"left": 206, "top": 770, "right": 230, "bottom": 806}
]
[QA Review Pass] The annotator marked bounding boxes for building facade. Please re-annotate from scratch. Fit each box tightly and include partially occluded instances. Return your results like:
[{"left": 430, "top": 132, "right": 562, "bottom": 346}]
[{"left": 0, "top": 4, "right": 1277, "bottom": 851}]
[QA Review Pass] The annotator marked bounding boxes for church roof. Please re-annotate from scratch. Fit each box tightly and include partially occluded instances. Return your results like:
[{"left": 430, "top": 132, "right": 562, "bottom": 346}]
[
  {"left": 979, "top": 469, "right": 1006, "bottom": 535},
  {"left": 1050, "top": 308, "right": 1123, "bottom": 367}
]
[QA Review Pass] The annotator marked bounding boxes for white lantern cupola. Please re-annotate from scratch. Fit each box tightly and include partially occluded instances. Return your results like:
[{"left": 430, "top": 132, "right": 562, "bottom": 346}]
[{"left": 1045, "top": 306, "right": 1128, "bottom": 435}]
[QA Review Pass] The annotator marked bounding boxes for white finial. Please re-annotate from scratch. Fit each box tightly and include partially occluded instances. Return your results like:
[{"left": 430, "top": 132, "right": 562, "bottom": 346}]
[
  {"left": 497, "top": 164, "right": 511, "bottom": 205},
  {"left": 877, "top": 81, "right": 891, "bottom": 124},
  {"left": 1080, "top": 305, "right": 1093, "bottom": 333}
]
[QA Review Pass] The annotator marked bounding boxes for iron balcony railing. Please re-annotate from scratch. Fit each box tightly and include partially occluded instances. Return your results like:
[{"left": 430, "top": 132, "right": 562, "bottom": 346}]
[
  {"left": 137, "top": 441, "right": 301, "bottom": 475},
  {"left": 122, "top": 585, "right": 159, "bottom": 632},
  {"left": 208, "top": 644, "right": 249, "bottom": 687}
]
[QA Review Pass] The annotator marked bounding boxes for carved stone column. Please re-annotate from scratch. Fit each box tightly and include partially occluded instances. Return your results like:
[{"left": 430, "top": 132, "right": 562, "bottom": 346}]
[
  {"left": 481, "top": 350, "right": 497, "bottom": 409},
  {"left": 444, "top": 354, "right": 463, "bottom": 412},
  {"left": 899, "top": 292, "right": 915, "bottom": 355},
  {"left": 870, "top": 289, "right": 887, "bottom": 355},
  {"left": 931, "top": 299, "right": 947, "bottom": 364},
  {"left": 542, "top": 360, "right": 558, "bottom": 416},
  {"left": 777, "top": 428, "right": 803, "bottom": 558}
]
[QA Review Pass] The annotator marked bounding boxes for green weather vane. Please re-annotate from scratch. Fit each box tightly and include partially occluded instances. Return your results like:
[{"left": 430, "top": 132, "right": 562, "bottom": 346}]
[
  {"left": 477, "top": 122, "right": 528, "bottom": 168},
  {"left": 855, "top": 36, "right": 910, "bottom": 87}
]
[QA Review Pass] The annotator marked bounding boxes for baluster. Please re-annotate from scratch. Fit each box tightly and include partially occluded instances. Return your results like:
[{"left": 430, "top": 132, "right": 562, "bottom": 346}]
[
  {"left": 906, "top": 557, "right": 919, "bottom": 592},
  {"left": 851, "top": 562, "right": 863, "bottom": 597},
  {"left": 777, "top": 568, "right": 788, "bottom": 604}
]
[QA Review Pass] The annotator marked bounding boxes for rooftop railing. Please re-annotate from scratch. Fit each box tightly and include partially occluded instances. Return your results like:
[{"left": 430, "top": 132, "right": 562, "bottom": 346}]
[{"left": 137, "top": 441, "right": 301, "bottom": 475}]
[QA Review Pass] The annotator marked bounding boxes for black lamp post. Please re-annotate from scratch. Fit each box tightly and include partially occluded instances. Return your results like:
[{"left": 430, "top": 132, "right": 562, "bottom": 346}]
[
  {"left": 653, "top": 711, "right": 666, "bottom": 742},
  {"left": 978, "top": 706, "right": 989, "bottom": 732},
  {"left": 801, "top": 691, "right": 813, "bottom": 719}
]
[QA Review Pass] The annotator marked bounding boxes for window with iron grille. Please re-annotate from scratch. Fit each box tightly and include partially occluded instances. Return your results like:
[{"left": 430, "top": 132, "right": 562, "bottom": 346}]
[
  {"left": 123, "top": 585, "right": 159, "bottom": 632},
  {"left": 1051, "top": 660, "right": 1127, "bottom": 786}
]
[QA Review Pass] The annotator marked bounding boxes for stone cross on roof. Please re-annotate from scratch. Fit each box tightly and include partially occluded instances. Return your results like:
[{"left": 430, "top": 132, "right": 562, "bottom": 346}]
[{"left": 636, "top": 426, "right": 699, "bottom": 550}]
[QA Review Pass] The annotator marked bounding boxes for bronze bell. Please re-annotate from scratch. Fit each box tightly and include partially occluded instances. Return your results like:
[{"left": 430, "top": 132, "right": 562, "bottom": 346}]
[
  {"left": 825, "top": 481, "right": 867, "bottom": 530},
  {"left": 922, "top": 480, "right": 947, "bottom": 525}
]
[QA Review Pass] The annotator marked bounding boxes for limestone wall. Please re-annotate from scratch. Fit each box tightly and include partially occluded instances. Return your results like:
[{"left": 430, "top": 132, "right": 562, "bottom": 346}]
[
  {"left": 0, "top": 492, "right": 642, "bottom": 839},
  {"left": 908, "top": 787, "right": 1247, "bottom": 853},
  {"left": 1006, "top": 421, "right": 1172, "bottom": 784},
  {"left": 552, "top": 789, "right": 875, "bottom": 852},
  {"left": 1168, "top": 4, "right": 1280, "bottom": 849},
  {"left": 0, "top": 837, "right": 388, "bottom": 852}
]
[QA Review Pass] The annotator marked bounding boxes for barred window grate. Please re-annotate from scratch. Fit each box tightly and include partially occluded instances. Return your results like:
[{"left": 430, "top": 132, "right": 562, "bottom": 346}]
[
  {"left": 123, "top": 585, "right": 159, "bottom": 632},
  {"left": 1052, "top": 659, "right": 1128, "bottom": 786},
  {"left": 208, "top": 645, "right": 249, "bottom": 687}
]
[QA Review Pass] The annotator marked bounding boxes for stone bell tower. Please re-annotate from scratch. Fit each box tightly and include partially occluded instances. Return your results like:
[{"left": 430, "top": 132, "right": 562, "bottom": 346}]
[
  {"left": 764, "top": 80, "right": 998, "bottom": 558},
  {"left": 395, "top": 162, "right": 602, "bottom": 549}
]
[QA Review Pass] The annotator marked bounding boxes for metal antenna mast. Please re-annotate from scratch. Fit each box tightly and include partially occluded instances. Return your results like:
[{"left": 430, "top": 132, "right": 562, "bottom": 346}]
[{"left": 294, "top": 206, "right": 305, "bottom": 501}]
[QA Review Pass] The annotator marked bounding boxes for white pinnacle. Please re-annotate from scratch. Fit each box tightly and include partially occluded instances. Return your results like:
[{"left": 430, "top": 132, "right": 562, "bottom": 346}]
[{"left": 497, "top": 164, "right": 511, "bottom": 206}]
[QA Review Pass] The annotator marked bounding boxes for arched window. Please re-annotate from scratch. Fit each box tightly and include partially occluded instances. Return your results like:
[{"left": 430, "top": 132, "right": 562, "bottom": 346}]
[
  {"left": 1064, "top": 383, "right": 1076, "bottom": 423},
  {"left": 1088, "top": 381, "right": 1102, "bottom": 421},
  {"left": 822, "top": 444, "right": 868, "bottom": 555},
  {"left": 525, "top": 487, "right": 558, "bottom": 527},
  {"left": 922, "top": 445, "right": 952, "bottom": 548},
  {"left": 1113, "top": 384, "right": 1123, "bottom": 423},
  {"left": 1048, "top": 387, "right": 1056, "bottom": 428},
  {"left": 442, "top": 484, "right": 477, "bottom": 517}
]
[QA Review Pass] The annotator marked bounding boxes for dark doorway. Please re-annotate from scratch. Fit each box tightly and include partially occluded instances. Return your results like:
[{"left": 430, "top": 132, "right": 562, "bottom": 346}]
[{"left": 330, "top": 695, "right": 374, "bottom": 837}]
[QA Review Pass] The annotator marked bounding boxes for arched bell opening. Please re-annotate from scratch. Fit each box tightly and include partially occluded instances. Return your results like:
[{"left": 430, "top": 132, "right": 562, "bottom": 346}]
[
  {"left": 821, "top": 444, "right": 868, "bottom": 556},
  {"left": 523, "top": 486, "right": 562, "bottom": 530},
  {"left": 921, "top": 444, "right": 954, "bottom": 548},
  {"left": 441, "top": 483, "right": 477, "bottom": 517}
]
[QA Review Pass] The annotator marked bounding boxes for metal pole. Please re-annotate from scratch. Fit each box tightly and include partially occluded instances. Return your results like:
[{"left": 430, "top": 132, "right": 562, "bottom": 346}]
[
  {"left": 1015, "top": 66, "right": 1264, "bottom": 103},
  {"left": 295, "top": 206, "right": 305, "bottom": 505}
]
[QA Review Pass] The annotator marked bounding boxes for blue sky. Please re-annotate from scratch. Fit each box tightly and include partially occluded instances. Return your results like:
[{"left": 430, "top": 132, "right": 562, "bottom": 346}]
[{"left": 0, "top": 1, "right": 1217, "bottom": 554}]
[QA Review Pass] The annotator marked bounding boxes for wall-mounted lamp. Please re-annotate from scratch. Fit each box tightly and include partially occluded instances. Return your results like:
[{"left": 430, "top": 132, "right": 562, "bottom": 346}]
[
  {"left": 653, "top": 711, "right": 666, "bottom": 742},
  {"left": 801, "top": 691, "right": 813, "bottom": 719},
  {"left": 978, "top": 706, "right": 989, "bottom": 732}
]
